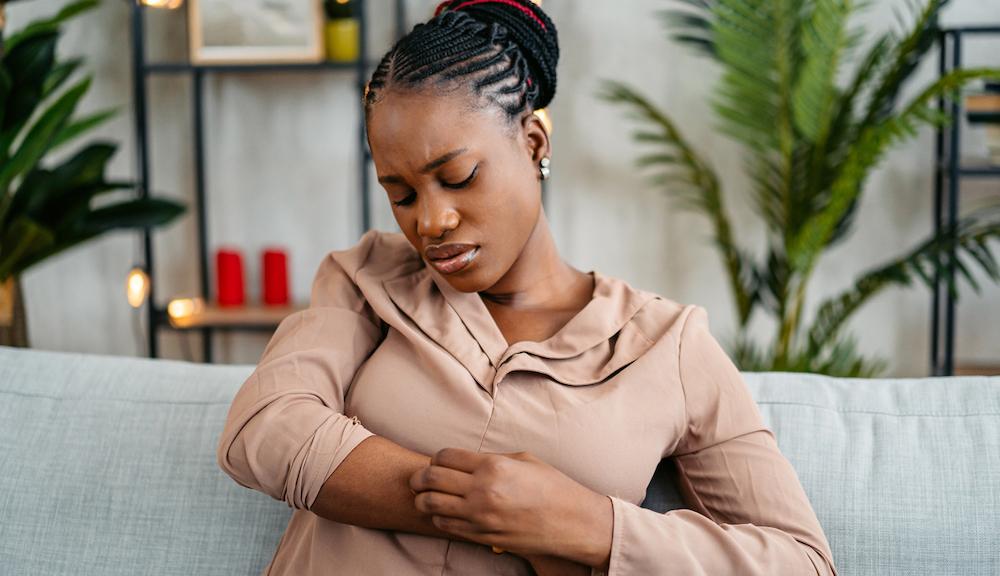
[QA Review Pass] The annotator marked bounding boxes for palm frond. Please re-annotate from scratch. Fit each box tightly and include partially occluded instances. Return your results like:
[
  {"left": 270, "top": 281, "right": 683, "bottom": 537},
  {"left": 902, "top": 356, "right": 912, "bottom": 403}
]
[
  {"left": 807, "top": 215, "right": 1000, "bottom": 356},
  {"left": 857, "top": 0, "right": 944, "bottom": 128},
  {"left": 788, "top": 67, "right": 1000, "bottom": 273},
  {"left": 726, "top": 332, "right": 773, "bottom": 371},
  {"left": 658, "top": 1, "right": 717, "bottom": 57},
  {"left": 793, "top": 0, "right": 852, "bottom": 143},
  {"left": 710, "top": 0, "right": 805, "bottom": 160},
  {"left": 809, "top": 333, "right": 888, "bottom": 377},
  {"left": 598, "top": 79, "right": 760, "bottom": 325}
]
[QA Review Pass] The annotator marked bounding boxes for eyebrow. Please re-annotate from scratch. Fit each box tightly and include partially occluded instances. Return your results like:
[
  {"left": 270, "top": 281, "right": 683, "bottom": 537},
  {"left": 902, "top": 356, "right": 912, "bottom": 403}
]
[{"left": 377, "top": 148, "right": 468, "bottom": 185}]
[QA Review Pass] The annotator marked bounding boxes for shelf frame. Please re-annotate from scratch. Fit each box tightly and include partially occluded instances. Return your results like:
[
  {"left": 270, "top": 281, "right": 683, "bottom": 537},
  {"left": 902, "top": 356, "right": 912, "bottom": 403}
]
[
  {"left": 931, "top": 25, "right": 1000, "bottom": 376},
  {"left": 129, "top": 1, "right": 407, "bottom": 362}
]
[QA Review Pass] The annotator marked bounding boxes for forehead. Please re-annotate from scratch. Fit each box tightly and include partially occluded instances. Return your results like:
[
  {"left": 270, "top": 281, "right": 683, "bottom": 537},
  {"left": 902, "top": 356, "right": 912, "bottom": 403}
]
[{"left": 366, "top": 88, "right": 510, "bottom": 169}]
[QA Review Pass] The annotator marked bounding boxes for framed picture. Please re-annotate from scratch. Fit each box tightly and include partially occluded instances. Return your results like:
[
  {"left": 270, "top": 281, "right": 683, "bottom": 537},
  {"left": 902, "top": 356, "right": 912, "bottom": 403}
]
[{"left": 188, "top": 0, "right": 325, "bottom": 65}]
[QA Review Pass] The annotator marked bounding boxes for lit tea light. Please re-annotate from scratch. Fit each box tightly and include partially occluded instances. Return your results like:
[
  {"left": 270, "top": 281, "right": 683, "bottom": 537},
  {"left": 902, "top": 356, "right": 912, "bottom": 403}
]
[
  {"left": 138, "top": 0, "right": 184, "bottom": 8},
  {"left": 167, "top": 297, "right": 205, "bottom": 320},
  {"left": 126, "top": 266, "right": 150, "bottom": 308}
]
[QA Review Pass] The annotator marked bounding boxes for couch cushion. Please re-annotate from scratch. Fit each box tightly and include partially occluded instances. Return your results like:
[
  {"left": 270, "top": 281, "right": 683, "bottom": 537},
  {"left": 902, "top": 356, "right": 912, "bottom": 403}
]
[
  {"left": 0, "top": 346, "right": 291, "bottom": 576},
  {"left": 643, "top": 371, "right": 1000, "bottom": 575}
]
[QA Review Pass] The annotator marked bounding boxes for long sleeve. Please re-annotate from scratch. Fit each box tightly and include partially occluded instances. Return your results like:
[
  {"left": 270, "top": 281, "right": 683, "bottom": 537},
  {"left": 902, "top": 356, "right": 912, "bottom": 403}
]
[
  {"left": 600, "top": 305, "right": 838, "bottom": 575},
  {"left": 216, "top": 244, "right": 384, "bottom": 511}
]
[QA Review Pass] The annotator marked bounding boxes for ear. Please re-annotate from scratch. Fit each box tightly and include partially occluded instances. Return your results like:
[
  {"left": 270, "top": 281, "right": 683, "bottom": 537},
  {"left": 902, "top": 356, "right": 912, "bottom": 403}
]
[{"left": 520, "top": 111, "right": 551, "bottom": 164}]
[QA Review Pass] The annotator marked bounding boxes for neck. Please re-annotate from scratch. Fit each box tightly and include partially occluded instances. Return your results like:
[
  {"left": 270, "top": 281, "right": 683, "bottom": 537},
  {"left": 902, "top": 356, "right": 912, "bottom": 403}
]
[{"left": 480, "top": 208, "right": 582, "bottom": 309}]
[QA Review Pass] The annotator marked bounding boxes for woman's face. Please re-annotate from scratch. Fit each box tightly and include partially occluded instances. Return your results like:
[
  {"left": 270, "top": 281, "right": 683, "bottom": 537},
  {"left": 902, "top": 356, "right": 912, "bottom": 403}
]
[{"left": 366, "top": 88, "right": 549, "bottom": 293}]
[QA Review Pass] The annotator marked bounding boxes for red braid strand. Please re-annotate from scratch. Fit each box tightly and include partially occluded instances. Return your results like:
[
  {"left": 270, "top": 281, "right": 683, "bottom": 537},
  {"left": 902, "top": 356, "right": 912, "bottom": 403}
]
[{"left": 434, "top": 0, "right": 547, "bottom": 31}]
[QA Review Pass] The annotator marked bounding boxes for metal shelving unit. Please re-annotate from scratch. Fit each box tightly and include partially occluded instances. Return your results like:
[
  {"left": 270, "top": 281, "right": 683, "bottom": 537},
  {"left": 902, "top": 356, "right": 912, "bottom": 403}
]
[
  {"left": 130, "top": 1, "right": 406, "bottom": 362},
  {"left": 931, "top": 25, "right": 1000, "bottom": 376}
]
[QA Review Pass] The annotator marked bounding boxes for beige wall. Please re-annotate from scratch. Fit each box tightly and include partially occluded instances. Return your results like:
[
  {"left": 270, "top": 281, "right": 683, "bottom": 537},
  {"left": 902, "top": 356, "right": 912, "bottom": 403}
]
[{"left": 9, "top": 0, "right": 1000, "bottom": 374}]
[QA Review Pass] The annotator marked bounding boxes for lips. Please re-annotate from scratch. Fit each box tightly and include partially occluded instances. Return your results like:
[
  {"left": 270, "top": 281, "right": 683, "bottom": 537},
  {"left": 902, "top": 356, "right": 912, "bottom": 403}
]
[
  {"left": 426, "top": 245, "right": 479, "bottom": 274},
  {"left": 425, "top": 243, "right": 478, "bottom": 261}
]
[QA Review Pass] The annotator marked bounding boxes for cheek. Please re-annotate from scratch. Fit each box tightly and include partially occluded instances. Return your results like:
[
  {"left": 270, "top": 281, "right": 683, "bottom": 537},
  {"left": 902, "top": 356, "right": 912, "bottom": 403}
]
[{"left": 478, "top": 177, "right": 541, "bottom": 256}]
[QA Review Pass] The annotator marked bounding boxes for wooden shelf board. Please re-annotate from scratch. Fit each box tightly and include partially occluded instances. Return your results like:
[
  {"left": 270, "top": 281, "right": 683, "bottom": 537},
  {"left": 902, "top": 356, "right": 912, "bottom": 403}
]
[
  {"left": 167, "top": 303, "right": 307, "bottom": 330},
  {"left": 954, "top": 363, "right": 1000, "bottom": 376},
  {"left": 144, "top": 60, "right": 375, "bottom": 75}
]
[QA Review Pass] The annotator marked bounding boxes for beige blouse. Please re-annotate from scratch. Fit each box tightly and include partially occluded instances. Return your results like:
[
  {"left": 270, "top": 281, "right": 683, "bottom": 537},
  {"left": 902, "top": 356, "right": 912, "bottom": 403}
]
[{"left": 216, "top": 229, "right": 838, "bottom": 575}]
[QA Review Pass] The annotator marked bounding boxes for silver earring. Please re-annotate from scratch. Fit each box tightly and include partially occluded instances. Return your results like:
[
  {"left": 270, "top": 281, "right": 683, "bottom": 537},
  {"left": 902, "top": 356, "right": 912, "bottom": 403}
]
[{"left": 539, "top": 156, "right": 551, "bottom": 180}]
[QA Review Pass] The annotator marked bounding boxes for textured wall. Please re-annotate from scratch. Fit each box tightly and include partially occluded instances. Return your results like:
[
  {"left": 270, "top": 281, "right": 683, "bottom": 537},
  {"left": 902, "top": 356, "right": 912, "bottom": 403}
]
[{"left": 9, "top": 0, "right": 1000, "bottom": 374}]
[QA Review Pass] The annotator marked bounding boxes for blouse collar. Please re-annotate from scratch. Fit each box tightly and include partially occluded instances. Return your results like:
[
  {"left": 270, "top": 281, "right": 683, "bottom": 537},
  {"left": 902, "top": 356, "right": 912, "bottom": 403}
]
[{"left": 382, "top": 260, "right": 659, "bottom": 395}]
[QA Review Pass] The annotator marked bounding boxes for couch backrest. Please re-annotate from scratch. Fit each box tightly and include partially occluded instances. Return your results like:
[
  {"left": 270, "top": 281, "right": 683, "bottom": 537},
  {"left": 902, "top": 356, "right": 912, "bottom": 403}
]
[
  {"left": 643, "top": 371, "right": 1000, "bottom": 575},
  {"left": 0, "top": 347, "right": 287, "bottom": 576},
  {"left": 2, "top": 346, "right": 998, "bottom": 575}
]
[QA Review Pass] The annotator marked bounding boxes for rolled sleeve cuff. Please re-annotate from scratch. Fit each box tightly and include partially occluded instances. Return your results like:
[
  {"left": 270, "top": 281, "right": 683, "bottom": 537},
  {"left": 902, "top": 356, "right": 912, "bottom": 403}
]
[{"left": 297, "top": 417, "right": 376, "bottom": 511}]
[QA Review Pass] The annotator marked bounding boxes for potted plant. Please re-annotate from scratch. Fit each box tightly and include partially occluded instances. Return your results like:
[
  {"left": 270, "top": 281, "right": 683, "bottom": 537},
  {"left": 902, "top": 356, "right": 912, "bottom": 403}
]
[
  {"left": 0, "top": 0, "right": 186, "bottom": 348},
  {"left": 601, "top": 0, "right": 1000, "bottom": 376}
]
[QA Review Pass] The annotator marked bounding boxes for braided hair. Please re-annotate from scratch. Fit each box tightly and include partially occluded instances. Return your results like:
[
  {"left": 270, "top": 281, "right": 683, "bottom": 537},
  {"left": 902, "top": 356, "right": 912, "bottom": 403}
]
[{"left": 364, "top": 0, "right": 559, "bottom": 129}]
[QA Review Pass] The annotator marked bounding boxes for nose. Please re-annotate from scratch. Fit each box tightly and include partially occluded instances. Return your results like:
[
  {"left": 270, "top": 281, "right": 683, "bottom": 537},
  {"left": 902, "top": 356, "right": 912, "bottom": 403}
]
[{"left": 416, "top": 190, "right": 460, "bottom": 240}]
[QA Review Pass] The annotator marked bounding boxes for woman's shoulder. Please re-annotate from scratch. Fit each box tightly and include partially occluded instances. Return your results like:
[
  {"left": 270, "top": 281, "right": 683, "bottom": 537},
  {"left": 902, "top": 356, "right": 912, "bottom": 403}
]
[
  {"left": 319, "top": 230, "right": 422, "bottom": 280},
  {"left": 599, "top": 272, "right": 709, "bottom": 345},
  {"left": 310, "top": 229, "right": 422, "bottom": 307}
]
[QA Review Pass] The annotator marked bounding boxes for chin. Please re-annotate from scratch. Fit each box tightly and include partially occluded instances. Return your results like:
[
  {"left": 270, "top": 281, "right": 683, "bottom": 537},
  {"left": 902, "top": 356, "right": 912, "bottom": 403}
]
[
  {"left": 437, "top": 259, "right": 499, "bottom": 294},
  {"left": 442, "top": 271, "right": 487, "bottom": 293}
]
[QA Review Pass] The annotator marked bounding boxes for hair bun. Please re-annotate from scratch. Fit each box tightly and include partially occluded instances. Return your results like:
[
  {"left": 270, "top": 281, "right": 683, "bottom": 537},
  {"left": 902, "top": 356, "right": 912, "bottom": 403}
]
[{"left": 435, "top": 0, "right": 559, "bottom": 110}]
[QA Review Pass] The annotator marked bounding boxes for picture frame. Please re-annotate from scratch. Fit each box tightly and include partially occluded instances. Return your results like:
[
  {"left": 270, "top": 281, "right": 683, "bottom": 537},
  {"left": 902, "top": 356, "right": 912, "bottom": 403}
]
[{"left": 188, "top": 0, "right": 325, "bottom": 65}]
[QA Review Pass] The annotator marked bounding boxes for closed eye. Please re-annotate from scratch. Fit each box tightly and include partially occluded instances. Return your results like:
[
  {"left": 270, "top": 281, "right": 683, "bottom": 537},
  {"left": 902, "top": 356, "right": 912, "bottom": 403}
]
[
  {"left": 442, "top": 165, "right": 478, "bottom": 189},
  {"left": 391, "top": 165, "right": 479, "bottom": 207},
  {"left": 392, "top": 192, "right": 415, "bottom": 207}
]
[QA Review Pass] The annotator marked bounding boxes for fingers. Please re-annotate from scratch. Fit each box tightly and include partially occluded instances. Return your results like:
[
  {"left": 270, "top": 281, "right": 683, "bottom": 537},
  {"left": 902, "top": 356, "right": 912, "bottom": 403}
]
[
  {"left": 409, "top": 464, "right": 476, "bottom": 495},
  {"left": 430, "top": 447, "right": 491, "bottom": 472},
  {"left": 413, "top": 490, "right": 466, "bottom": 517}
]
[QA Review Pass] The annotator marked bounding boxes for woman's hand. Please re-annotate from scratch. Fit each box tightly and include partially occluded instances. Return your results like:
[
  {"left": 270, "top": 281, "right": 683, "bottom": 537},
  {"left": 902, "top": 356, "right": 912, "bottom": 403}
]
[{"left": 408, "top": 447, "right": 612, "bottom": 566}]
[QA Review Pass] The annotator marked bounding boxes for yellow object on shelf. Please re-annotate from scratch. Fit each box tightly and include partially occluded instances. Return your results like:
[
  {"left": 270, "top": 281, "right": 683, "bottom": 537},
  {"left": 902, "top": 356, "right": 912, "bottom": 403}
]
[{"left": 325, "top": 18, "right": 359, "bottom": 62}]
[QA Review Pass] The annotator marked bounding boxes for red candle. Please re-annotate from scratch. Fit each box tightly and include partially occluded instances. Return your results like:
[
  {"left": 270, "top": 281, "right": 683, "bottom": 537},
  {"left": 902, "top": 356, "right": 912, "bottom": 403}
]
[
  {"left": 262, "top": 248, "right": 289, "bottom": 306},
  {"left": 216, "top": 248, "right": 245, "bottom": 307}
]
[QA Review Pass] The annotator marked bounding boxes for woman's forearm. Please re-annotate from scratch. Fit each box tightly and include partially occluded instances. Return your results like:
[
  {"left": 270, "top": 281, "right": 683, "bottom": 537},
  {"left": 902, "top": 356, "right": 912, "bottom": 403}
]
[
  {"left": 309, "top": 434, "right": 593, "bottom": 575},
  {"left": 311, "top": 435, "right": 450, "bottom": 537}
]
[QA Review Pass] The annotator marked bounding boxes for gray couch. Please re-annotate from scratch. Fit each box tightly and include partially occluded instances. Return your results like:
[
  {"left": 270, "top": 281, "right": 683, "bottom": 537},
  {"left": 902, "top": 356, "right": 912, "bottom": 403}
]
[{"left": 1, "top": 345, "right": 998, "bottom": 575}]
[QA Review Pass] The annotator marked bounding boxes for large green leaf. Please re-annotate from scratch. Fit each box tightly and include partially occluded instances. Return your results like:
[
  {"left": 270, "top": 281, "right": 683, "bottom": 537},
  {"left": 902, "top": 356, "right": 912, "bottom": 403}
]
[
  {"left": 49, "top": 107, "right": 117, "bottom": 152},
  {"left": 8, "top": 198, "right": 186, "bottom": 278},
  {"left": 0, "top": 76, "right": 91, "bottom": 224},
  {"left": 41, "top": 57, "right": 83, "bottom": 100},
  {"left": 73, "top": 197, "right": 187, "bottom": 235},
  {"left": 3, "top": 0, "right": 100, "bottom": 54},
  {"left": 0, "top": 215, "right": 55, "bottom": 279},
  {"left": 1, "top": 31, "right": 58, "bottom": 142},
  {"left": 8, "top": 142, "right": 118, "bottom": 226},
  {"left": 0, "top": 69, "right": 10, "bottom": 135}
]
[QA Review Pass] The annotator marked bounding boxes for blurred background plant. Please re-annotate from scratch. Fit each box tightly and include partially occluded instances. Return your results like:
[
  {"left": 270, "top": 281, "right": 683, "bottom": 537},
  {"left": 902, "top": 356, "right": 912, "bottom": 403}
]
[
  {"left": 601, "top": 0, "right": 1000, "bottom": 376},
  {"left": 0, "top": 0, "right": 185, "bottom": 348}
]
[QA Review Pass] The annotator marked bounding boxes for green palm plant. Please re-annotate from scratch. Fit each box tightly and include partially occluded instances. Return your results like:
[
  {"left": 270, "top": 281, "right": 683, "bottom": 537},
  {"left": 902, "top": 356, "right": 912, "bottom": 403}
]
[
  {"left": 600, "top": 0, "right": 1000, "bottom": 376},
  {"left": 0, "top": 0, "right": 186, "bottom": 347}
]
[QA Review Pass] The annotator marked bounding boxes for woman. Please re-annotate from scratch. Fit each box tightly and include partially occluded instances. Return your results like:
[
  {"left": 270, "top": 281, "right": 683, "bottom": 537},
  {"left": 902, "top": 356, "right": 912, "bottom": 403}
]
[{"left": 216, "top": 1, "right": 839, "bottom": 574}]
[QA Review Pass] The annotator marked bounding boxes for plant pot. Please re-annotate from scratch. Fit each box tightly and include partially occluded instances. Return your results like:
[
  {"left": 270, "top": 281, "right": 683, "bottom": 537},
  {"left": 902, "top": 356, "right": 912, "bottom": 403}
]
[{"left": 0, "top": 275, "right": 30, "bottom": 348}]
